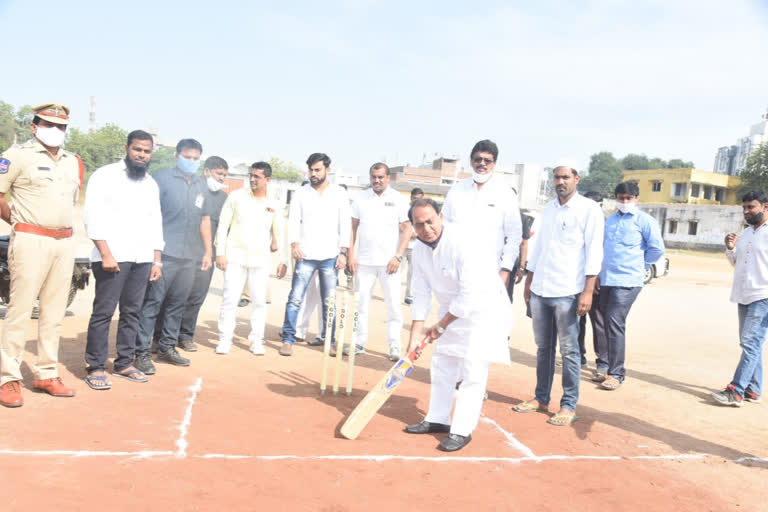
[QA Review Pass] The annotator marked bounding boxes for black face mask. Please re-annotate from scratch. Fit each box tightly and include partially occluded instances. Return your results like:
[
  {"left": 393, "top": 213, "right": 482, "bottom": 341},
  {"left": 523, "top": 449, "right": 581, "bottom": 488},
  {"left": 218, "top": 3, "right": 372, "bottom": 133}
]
[
  {"left": 746, "top": 212, "right": 764, "bottom": 226},
  {"left": 125, "top": 157, "right": 149, "bottom": 180}
]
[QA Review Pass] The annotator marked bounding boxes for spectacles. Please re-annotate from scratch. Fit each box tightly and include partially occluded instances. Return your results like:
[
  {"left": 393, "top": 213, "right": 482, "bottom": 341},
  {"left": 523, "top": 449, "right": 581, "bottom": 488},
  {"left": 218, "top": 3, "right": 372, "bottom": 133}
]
[{"left": 472, "top": 157, "right": 494, "bottom": 165}]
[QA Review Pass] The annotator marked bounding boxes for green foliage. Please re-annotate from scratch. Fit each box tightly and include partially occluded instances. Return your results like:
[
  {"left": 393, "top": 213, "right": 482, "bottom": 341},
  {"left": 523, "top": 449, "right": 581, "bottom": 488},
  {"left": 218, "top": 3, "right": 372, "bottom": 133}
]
[
  {"left": 148, "top": 146, "right": 177, "bottom": 175},
  {"left": 267, "top": 157, "right": 303, "bottom": 182},
  {"left": 668, "top": 158, "right": 694, "bottom": 168},
  {"left": 0, "top": 101, "right": 34, "bottom": 152},
  {"left": 64, "top": 124, "right": 127, "bottom": 181},
  {"left": 739, "top": 144, "right": 768, "bottom": 193},
  {"left": 579, "top": 151, "right": 696, "bottom": 196},
  {"left": 621, "top": 153, "right": 650, "bottom": 170}
]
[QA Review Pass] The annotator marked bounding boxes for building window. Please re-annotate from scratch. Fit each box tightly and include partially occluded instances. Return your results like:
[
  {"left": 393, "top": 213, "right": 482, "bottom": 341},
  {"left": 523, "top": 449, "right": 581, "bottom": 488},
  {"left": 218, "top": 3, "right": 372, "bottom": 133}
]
[
  {"left": 673, "top": 183, "right": 686, "bottom": 197},
  {"left": 668, "top": 220, "right": 678, "bottom": 234},
  {"left": 704, "top": 185, "right": 713, "bottom": 200},
  {"left": 716, "top": 189, "right": 725, "bottom": 202},
  {"left": 691, "top": 183, "right": 700, "bottom": 197},
  {"left": 688, "top": 221, "right": 698, "bottom": 235},
  {"left": 652, "top": 181, "right": 662, "bottom": 192}
]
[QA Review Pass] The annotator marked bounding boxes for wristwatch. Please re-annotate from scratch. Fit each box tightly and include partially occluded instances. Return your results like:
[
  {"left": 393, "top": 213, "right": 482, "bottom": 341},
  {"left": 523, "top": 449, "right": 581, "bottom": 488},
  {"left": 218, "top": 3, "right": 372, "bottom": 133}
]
[
  {"left": 153, "top": 261, "right": 163, "bottom": 268},
  {"left": 435, "top": 324, "right": 445, "bottom": 335},
  {"left": 395, "top": 254, "right": 403, "bottom": 262}
]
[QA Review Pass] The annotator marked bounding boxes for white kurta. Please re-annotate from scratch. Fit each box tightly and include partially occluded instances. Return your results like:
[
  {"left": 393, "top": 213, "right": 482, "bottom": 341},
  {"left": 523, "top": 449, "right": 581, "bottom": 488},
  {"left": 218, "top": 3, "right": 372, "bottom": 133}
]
[{"left": 411, "top": 223, "right": 512, "bottom": 364}]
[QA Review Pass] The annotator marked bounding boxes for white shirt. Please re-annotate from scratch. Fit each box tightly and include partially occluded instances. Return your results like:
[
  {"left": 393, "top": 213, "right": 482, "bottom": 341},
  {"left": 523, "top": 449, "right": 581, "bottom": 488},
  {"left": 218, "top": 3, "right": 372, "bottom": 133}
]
[
  {"left": 727, "top": 222, "right": 768, "bottom": 305},
  {"left": 84, "top": 161, "right": 164, "bottom": 264},
  {"left": 411, "top": 223, "right": 512, "bottom": 364},
  {"left": 351, "top": 186, "right": 410, "bottom": 266},
  {"left": 527, "top": 193, "right": 604, "bottom": 298},
  {"left": 287, "top": 183, "right": 351, "bottom": 261},
  {"left": 215, "top": 187, "right": 287, "bottom": 268},
  {"left": 442, "top": 176, "right": 523, "bottom": 271}
]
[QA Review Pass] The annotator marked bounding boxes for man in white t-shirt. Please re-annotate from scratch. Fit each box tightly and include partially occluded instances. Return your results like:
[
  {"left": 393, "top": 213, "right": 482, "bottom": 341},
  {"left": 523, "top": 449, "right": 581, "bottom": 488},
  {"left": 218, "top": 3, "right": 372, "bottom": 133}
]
[{"left": 348, "top": 163, "right": 411, "bottom": 361}]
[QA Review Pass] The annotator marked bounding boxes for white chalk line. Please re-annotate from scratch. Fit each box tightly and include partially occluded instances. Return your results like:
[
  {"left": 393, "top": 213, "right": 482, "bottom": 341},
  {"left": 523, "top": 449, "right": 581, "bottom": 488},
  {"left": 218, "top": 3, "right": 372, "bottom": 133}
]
[
  {"left": 0, "top": 449, "right": 172, "bottom": 459},
  {"left": 480, "top": 415, "right": 537, "bottom": 459},
  {"left": 175, "top": 377, "right": 203, "bottom": 458}
]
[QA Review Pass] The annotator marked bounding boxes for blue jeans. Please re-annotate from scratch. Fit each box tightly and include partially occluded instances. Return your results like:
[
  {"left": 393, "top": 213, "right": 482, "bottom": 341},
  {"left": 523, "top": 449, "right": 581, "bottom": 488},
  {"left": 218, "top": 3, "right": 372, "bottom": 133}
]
[
  {"left": 731, "top": 298, "right": 768, "bottom": 397},
  {"left": 593, "top": 286, "right": 641, "bottom": 381},
  {"left": 530, "top": 293, "right": 581, "bottom": 411},
  {"left": 281, "top": 258, "right": 338, "bottom": 345}
]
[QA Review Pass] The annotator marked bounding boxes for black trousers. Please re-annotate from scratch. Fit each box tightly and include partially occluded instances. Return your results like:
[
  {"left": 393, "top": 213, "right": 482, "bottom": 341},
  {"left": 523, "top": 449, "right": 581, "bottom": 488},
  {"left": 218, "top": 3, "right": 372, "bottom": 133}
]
[
  {"left": 154, "top": 263, "right": 213, "bottom": 343},
  {"left": 85, "top": 262, "right": 152, "bottom": 372}
]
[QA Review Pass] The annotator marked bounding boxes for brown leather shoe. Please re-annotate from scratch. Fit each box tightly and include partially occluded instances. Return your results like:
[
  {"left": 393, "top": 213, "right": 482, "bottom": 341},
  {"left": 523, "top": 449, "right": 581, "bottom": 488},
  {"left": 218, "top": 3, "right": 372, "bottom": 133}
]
[
  {"left": 279, "top": 343, "right": 293, "bottom": 356},
  {"left": 33, "top": 377, "right": 76, "bottom": 397},
  {"left": 0, "top": 381, "right": 23, "bottom": 408}
]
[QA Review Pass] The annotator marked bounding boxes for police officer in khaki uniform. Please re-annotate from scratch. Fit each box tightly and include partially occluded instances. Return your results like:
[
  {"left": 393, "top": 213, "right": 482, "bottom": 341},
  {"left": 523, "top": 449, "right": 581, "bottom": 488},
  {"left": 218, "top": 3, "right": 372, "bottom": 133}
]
[{"left": 0, "top": 103, "right": 80, "bottom": 408}]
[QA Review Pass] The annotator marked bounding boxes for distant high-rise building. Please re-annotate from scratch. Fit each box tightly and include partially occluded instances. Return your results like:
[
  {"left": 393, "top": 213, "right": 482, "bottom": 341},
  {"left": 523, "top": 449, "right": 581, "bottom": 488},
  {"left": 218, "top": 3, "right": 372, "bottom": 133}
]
[{"left": 714, "top": 111, "right": 768, "bottom": 175}]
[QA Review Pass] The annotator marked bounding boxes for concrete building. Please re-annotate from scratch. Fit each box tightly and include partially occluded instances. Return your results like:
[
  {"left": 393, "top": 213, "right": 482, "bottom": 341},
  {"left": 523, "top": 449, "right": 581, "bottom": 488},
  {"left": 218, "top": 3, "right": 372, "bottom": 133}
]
[
  {"left": 639, "top": 203, "right": 743, "bottom": 251},
  {"left": 389, "top": 157, "right": 471, "bottom": 187},
  {"left": 713, "top": 113, "right": 768, "bottom": 176},
  {"left": 622, "top": 168, "right": 742, "bottom": 206}
]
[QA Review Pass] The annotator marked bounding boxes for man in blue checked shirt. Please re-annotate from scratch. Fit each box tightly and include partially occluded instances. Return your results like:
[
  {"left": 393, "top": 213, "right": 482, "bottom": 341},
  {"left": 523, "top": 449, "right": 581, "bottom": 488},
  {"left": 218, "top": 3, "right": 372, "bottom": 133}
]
[{"left": 592, "top": 181, "right": 664, "bottom": 390}]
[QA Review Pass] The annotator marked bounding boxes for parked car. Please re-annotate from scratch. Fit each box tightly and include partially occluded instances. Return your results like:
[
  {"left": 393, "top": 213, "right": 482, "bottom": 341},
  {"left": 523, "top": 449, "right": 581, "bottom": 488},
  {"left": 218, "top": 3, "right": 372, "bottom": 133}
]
[{"left": 644, "top": 256, "right": 670, "bottom": 285}]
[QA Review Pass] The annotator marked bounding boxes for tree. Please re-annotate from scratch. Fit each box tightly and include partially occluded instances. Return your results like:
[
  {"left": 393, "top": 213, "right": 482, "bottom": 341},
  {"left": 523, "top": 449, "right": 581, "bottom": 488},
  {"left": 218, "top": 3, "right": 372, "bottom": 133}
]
[
  {"left": 267, "top": 157, "right": 303, "bottom": 182},
  {"left": 148, "top": 146, "right": 177, "bottom": 175},
  {"left": 621, "top": 153, "right": 650, "bottom": 170},
  {"left": 65, "top": 124, "right": 127, "bottom": 181},
  {"left": 648, "top": 157, "right": 667, "bottom": 169},
  {"left": 0, "top": 101, "right": 34, "bottom": 152},
  {"left": 667, "top": 158, "right": 694, "bottom": 169},
  {"left": 578, "top": 151, "right": 623, "bottom": 196},
  {"left": 738, "top": 144, "right": 768, "bottom": 193}
]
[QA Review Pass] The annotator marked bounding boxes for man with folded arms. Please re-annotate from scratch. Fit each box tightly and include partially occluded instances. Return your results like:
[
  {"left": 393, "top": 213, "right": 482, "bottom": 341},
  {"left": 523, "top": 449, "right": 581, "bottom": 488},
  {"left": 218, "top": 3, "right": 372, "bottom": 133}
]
[{"left": 82, "top": 130, "right": 164, "bottom": 389}]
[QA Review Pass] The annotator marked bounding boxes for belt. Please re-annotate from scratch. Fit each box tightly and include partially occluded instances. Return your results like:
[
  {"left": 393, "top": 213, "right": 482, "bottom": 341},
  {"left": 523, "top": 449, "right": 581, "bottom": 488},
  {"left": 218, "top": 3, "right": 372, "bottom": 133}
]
[{"left": 14, "top": 223, "right": 73, "bottom": 239}]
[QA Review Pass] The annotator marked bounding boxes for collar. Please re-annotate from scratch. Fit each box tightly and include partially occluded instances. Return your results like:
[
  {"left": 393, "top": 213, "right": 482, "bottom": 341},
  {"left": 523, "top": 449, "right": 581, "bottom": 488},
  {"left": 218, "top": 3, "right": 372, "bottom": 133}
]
[
  {"left": 419, "top": 229, "right": 444, "bottom": 250},
  {"left": 32, "top": 139, "right": 68, "bottom": 159}
]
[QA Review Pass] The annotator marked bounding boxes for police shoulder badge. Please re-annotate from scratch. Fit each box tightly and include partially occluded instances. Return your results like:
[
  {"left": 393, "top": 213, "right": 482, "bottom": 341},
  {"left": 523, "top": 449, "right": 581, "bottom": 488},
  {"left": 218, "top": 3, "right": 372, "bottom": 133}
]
[{"left": 0, "top": 158, "right": 9, "bottom": 174}]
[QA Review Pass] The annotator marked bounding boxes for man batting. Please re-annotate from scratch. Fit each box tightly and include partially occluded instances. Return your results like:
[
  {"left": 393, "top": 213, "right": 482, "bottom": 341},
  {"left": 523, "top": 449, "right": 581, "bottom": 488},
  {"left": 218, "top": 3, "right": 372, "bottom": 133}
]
[{"left": 403, "top": 199, "right": 512, "bottom": 451}]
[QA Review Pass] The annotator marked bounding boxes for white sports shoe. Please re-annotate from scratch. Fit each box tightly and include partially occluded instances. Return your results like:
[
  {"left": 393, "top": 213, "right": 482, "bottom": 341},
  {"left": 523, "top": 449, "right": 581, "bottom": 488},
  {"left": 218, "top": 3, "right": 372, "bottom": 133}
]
[
  {"left": 389, "top": 345, "right": 402, "bottom": 362},
  {"left": 249, "top": 342, "right": 266, "bottom": 356},
  {"left": 215, "top": 343, "right": 231, "bottom": 355}
]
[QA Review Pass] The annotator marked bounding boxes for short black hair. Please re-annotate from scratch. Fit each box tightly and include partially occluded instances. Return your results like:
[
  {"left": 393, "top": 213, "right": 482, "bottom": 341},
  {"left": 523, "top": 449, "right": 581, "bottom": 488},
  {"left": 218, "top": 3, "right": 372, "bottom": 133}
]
[
  {"left": 204, "top": 156, "right": 228, "bottom": 171},
  {"left": 176, "top": 138, "right": 203, "bottom": 154},
  {"left": 584, "top": 190, "right": 603, "bottom": 202},
  {"left": 126, "top": 130, "right": 154, "bottom": 147},
  {"left": 306, "top": 153, "right": 331, "bottom": 168},
  {"left": 370, "top": 162, "right": 390, "bottom": 175},
  {"left": 408, "top": 198, "right": 442, "bottom": 223},
  {"left": 470, "top": 139, "right": 499, "bottom": 162},
  {"left": 410, "top": 187, "right": 424, "bottom": 198},
  {"left": 614, "top": 182, "right": 639, "bottom": 197},
  {"left": 250, "top": 161, "right": 272, "bottom": 178},
  {"left": 742, "top": 190, "right": 768, "bottom": 204}
]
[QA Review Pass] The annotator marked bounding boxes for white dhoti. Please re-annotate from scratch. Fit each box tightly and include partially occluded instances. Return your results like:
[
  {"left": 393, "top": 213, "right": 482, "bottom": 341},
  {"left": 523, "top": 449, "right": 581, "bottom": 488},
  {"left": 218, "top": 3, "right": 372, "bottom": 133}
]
[{"left": 218, "top": 264, "right": 269, "bottom": 348}]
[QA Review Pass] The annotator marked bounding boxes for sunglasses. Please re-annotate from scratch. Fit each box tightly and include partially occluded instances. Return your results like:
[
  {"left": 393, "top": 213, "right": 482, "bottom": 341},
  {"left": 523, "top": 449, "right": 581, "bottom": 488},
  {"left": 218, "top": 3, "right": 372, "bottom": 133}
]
[{"left": 472, "top": 157, "right": 494, "bottom": 165}]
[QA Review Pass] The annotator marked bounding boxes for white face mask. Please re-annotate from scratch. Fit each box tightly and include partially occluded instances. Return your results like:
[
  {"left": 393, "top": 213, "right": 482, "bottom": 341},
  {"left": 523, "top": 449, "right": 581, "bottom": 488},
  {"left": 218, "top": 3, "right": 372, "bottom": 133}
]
[
  {"left": 206, "top": 176, "right": 226, "bottom": 192},
  {"left": 616, "top": 202, "right": 637, "bottom": 214},
  {"left": 472, "top": 170, "right": 492, "bottom": 184},
  {"left": 35, "top": 125, "right": 66, "bottom": 147}
]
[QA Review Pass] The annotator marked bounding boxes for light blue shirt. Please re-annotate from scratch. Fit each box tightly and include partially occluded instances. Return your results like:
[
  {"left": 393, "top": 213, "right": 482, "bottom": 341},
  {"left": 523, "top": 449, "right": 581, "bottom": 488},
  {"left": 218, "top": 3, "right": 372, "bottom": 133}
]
[{"left": 599, "top": 208, "right": 665, "bottom": 287}]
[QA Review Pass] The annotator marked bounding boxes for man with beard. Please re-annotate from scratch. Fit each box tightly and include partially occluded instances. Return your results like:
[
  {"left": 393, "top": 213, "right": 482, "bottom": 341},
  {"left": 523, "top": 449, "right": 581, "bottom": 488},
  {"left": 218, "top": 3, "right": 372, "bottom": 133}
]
[
  {"left": 712, "top": 190, "right": 768, "bottom": 406},
  {"left": 280, "top": 153, "right": 350, "bottom": 356},
  {"left": 0, "top": 103, "right": 82, "bottom": 407},
  {"left": 82, "top": 130, "right": 164, "bottom": 389},
  {"left": 515, "top": 162, "right": 603, "bottom": 426},
  {"left": 134, "top": 139, "right": 212, "bottom": 374}
]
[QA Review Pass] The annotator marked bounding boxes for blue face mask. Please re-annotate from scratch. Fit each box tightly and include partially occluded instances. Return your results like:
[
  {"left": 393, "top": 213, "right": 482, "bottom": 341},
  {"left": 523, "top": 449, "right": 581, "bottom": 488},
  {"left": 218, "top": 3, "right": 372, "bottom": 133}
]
[{"left": 177, "top": 156, "right": 201, "bottom": 175}]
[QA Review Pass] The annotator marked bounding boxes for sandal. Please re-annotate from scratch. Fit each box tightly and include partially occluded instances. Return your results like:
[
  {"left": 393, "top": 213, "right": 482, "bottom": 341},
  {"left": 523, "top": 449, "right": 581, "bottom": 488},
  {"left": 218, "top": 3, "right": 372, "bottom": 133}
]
[
  {"left": 512, "top": 400, "right": 545, "bottom": 413},
  {"left": 600, "top": 376, "right": 622, "bottom": 390},
  {"left": 112, "top": 367, "right": 149, "bottom": 383},
  {"left": 85, "top": 373, "right": 112, "bottom": 390},
  {"left": 547, "top": 412, "right": 578, "bottom": 426}
]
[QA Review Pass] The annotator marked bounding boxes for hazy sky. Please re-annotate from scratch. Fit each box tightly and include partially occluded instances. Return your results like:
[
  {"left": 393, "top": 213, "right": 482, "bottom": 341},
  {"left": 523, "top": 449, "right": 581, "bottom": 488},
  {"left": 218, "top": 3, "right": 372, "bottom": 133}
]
[{"left": 2, "top": 0, "right": 767, "bottom": 176}]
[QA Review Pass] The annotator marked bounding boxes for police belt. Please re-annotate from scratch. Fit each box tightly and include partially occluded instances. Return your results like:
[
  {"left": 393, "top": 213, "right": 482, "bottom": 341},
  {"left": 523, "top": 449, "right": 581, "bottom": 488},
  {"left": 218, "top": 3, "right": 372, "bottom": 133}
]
[{"left": 14, "top": 223, "right": 73, "bottom": 239}]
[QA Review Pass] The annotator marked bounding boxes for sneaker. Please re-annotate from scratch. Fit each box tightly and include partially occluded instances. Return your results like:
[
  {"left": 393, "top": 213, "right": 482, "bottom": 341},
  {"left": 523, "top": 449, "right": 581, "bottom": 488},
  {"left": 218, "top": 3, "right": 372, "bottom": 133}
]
[
  {"left": 215, "top": 343, "right": 231, "bottom": 355},
  {"left": 250, "top": 342, "right": 266, "bottom": 356},
  {"left": 342, "top": 345, "right": 365, "bottom": 356},
  {"left": 711, "top": 384, "right": 743, "bottom": 407},
  {"left": 134, "top": 353, "right": 156, "bottom": 375},
  {"left": 388, "top": 346, "right": 401, "bottom": 362},
  {"left": 745, "top": 390, "right": 762, "bottom": 403},
  {"left": 238, "top": 298, "right": 250, "bottom": 307},
  {"left": 156, "top": 348, "right": 190, "bottom": 367},
  {"left": 404, "top": 297, "right": 413, "bottom": 305},
  {"left": 592, "top": 370, "right": 607, "bottom": 382},
  {"left": 150, "top": 339, "right": 160, "bottom": 354},
  {"left": 279, "top": 343, "right": 293, "bottom": 356},
  {"left": 307, "top": 336, "right": 325, "bottom": 347},
  {"left": 177, "top": 339, "right": 198, "bottom": 352},
  {"left": 581, "top": 357, "right": 588, "bottom": 369}
]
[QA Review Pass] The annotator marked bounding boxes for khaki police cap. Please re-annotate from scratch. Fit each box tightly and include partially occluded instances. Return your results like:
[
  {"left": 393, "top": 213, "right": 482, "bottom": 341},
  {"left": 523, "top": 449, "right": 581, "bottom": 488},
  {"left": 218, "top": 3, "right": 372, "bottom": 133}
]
[{"left": 32, "top": 103, "right": 70, "bottom": 125}]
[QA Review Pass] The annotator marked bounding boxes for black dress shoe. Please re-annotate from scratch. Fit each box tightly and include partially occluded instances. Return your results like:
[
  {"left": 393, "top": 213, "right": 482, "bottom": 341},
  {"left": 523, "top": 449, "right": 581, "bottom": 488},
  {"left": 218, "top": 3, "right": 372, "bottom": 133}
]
[
  {"left": 438, "top": 433, "right": 472, "bottom": 452},
  {"left": 177, "top": 339, "right": 198, "bottom": 352},
  {"left": 156, "top": 348, "right": 190, "bottom": 367},
  {"left": 404, "top": 421, "right": 451, "bottom": 434},
  {"left": 134, "top": 353, "right": 156, "bottom": 375}
]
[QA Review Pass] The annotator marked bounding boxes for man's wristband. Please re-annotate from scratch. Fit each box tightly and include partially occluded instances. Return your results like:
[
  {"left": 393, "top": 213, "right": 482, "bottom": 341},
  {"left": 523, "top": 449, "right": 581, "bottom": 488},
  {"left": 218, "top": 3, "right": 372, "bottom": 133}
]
[
  {"left": 435, "top": 324, "right": 445, "bottom": 335},
  {"left": 395, "top": 254, "right": 403, "bottom": 262},
  {"left": 153, "top": 262, "right": 163, "bottom": 268}
]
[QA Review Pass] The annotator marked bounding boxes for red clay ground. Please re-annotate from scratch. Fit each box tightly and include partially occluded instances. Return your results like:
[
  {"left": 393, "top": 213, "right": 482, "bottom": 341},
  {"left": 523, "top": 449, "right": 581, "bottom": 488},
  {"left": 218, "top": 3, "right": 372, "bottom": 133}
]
[{"left": 0, "top": 250, "right": 766, "bottom": 511}]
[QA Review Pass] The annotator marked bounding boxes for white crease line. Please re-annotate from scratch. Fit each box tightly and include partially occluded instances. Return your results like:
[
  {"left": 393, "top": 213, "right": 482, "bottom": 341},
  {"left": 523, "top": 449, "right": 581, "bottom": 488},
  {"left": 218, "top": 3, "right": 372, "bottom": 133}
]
[
  {"left": 480, "top": 416, "right": 537, "bottom": 459},
  {"left": 193, "top": 453, "right": 714, "bottom": 463},
  {"left": 175, "top": 377, "right": 203, "bottom": 459},
  {"left": 0, "top": 449, "right": 172, "bottom": 459},
  {"left": 734, "top": 456, "right": 768, "bottom": 463}
]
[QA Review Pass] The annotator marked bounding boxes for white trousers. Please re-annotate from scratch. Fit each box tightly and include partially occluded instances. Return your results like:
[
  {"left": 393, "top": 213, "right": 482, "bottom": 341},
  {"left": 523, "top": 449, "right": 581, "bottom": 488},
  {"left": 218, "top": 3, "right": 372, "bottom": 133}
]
[
  {"left": 218, "top": 264, "right": 269, "bottom": 346},
  {"left": 296, "top": 274, "right": 322, "bottom": 339},
  {"left": 424, "top": 353, "right": 490, "bottom": 436},
  {"left": 354, "top": 264, "right": 403, "bottom": 349}
]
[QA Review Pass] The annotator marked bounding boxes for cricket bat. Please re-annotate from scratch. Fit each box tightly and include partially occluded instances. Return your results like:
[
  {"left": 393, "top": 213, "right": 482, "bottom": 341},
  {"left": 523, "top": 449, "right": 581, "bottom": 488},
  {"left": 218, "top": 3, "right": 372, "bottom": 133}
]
[{"left": 340, "top": 336, "right": 430, "bottom": 440}]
